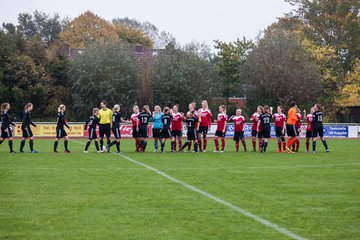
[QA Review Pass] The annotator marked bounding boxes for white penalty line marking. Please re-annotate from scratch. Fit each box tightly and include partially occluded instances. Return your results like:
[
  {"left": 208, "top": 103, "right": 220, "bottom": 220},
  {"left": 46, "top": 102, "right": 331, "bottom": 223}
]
[{"left": 72, "top": 140, "right": 306, "bottom": 240}]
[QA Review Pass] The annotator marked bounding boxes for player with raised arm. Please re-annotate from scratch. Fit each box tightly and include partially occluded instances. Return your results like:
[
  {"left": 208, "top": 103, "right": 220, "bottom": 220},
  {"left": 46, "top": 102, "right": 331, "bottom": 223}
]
[
  {"left": 312, "top": 104, "right": 329, "bottom": 153},
  {"left": 84, "top": 108, "right": 100, "bottom": 153},
  {"left": 197, "top": 100, "right": 212, "bottom": 152},
  {"left": 151, "top": 105, "right": 163, "bottom": 152},
  {"left": 273, "top": 105, "right": 286, "bottom": 152},
  {"left": 229, "top": 109, "right": 247, "bottom": 152},
  {"left": 130, "top": 105, "right": 140, "bottom": 151},
  {"left": 180, "top": 110, "right": 199, "bottom": 152},
  {"left": 0, "top": 103, "right": 16, "bottom": 153},
  {"left": 136, "top": 105, "right": 151, "bottom": 152},
  {"left": 160, "top": 107, "right": 173, "bottom": 153},
  {"left": 214, "top": 105, "right": 228, "bottom": 152},
  {"left": 257, "top": 106, "right": 271, "bottom": 153},
  {"left": 106, "top": 104, "right": 130, "bottom": 153},
  {"left": 304, "top": 107, "right": 315, "bottom": 153},
  {"left": 20, "top": 103, "right": 38, "bottom": 153},
  {"left": 171, "top": 104, "right": 184, "bottom": 152},
  {"left": 250, "top": 106, "right": 262, "bottom": 152},
  {"left": 54, "top": 104, "right": 71, "bottom": 153}
]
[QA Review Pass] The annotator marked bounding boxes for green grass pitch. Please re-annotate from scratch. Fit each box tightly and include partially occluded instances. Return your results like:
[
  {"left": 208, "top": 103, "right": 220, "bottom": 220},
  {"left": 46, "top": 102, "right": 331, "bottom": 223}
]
[{"left": 0, "top": 138, "right": 359, "bottom": 240}]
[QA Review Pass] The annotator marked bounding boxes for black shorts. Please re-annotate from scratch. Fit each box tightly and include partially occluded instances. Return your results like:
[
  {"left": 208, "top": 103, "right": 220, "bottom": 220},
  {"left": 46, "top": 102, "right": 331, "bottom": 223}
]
[
  {"left": 112, "top": 126, "right": 121, "bottom": 139},
  {"left": 99, "top": 124, "right": 111, "bottom": 138},
  {"left": 152, "top": 128, "right": 162, "bottom": 138},
  {"left": 306, "top": 130, "right": 312, "bottom": 138},
  {"left": 312, "top": 126, "right": 324, "bottom": 138},
  {"left": 56, "top": 128, "right": 67, "bottom": 139},
  {"left": 139, "top": 125, "right": 148, "bottom": 138},
  {"left": 215, "top": 130, "right": 226, "bottom": 138},
  {"left": 161, "top": 128, "right": 172, "bottom": 139},
  {"left": 286, "top": 124, "right": 297, "bottom": 137},
  {"left": 295, "top": 126, "right": 300, "bottom": 136},
  {"left": 257, "top": 131, "right": 263, "bottom": 139},
  {"left": 171, "top": 130, "right": 182, "bottom": 138},
  {"left": 88, "top": 128, "right": 97, "bottom": 140},
  {"left": 233, "top": 131, "right": 244, "bottom": 141},
  {"left": 1, "top": 127, "right": 13, "bottom": 139},
  {"left": 275, "top": 127, "right": 284, "bottom": 137},
  {"left": 197, "top": 126, "right": 208, "bottom": 135},
  {"left": 22, "top": 126, "right": 33, "bottom": 138},
  {"left": 132, "top": 126, "right": 139, "bottom": 138},
  {"left": 187, "top": 128, "right": 197, "bottom": 141},
  {"left": 251, "top": 129, "right": 258, "bottom": 137},
  {"left": 260, "top": 128, "right": 271, "bottom": 138}
]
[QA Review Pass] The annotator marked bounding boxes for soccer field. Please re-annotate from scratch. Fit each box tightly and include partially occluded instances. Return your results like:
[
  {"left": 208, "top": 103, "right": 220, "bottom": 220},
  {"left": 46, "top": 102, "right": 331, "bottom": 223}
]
[{"left": 0, "top": 139, "right": 359, "bottom": 240}]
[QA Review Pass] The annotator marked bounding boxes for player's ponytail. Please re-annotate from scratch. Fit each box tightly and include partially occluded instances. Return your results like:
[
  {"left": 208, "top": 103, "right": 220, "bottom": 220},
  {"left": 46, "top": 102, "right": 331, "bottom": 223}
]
[
  {"left": 1, "top": 102, "right": 9, "bottom": 113},
  {"left": 24, "top": 103, "right": 33, "bottom": 111},
  {"left": 315, "top": 103, "right": 323, "bottom": 111},
  {"left": 264, "top": 105, "right": 270, "bottom": 114},
  {"left": 58, "top": 104, "right": 65, "bottom": 112},
  {"left": 113, "top": 104, "right": 120, "bottom": 112}
]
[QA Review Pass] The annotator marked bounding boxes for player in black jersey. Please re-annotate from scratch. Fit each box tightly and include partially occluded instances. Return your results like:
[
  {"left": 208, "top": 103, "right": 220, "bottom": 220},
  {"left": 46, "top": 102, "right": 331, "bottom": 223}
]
[
  {"left": 136, "top": 105, "right": 152, "bottom": 152},
  {"left": 84, "top": 108, "right": 100, "bottom": 153},
  {"left": 0, "top": 103, "right": 16, "bottom": 153},
  {"left": 312, "top": 104, "right": 329, "bottom": 153},
  {"left": 257, "top": 105, "right": 272, "bottom": 152},
  {"left": 19, "top": 103, "right": 38, "bottom": 153},
  {"left": 180, "top": 110, "right": 199, "bottom": 152},
  {"left": 54, "top": 104, "right": 71, "bottom": 153},
  {"left": 106, "top": 104, "right": 130, "bottom": 153},
  {"left": 160, "top": 107, "right": 173, "bottom": 153}
]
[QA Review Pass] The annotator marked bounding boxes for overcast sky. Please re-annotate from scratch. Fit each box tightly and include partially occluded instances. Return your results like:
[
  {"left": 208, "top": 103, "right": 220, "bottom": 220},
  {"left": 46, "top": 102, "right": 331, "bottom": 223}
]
[{"left": 1, "top": 0, "right": 293, "bottom": 50}]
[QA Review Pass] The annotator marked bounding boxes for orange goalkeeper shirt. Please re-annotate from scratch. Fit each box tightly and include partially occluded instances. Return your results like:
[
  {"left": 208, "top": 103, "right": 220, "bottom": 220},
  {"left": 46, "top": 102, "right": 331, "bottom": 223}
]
[{"left": 287, "top": 107, "right": 297, "bottom": 125}]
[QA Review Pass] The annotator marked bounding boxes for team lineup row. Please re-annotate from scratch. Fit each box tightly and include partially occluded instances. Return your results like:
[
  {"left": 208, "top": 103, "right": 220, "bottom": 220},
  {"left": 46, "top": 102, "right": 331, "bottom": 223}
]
[{"left": 0, "top": 100, "right": 329, "bottom": 154}]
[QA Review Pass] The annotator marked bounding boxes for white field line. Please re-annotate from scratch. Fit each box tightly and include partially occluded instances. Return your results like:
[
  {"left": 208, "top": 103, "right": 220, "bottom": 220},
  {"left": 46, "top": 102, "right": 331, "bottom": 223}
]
[{"left": 71, "top": 140, "right": 307, "bottom": 240}]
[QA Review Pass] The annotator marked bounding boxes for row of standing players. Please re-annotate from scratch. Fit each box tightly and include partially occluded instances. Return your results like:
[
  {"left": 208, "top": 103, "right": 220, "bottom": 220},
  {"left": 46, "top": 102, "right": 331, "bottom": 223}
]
[{"left": 0, "top": 100, "right": 329, "bottom": 154}]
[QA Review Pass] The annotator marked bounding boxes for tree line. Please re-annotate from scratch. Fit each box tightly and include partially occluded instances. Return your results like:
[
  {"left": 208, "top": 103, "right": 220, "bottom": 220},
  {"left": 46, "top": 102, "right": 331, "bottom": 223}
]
[{"left": 0, "top": 0, "right": 359, "bottom": 122}]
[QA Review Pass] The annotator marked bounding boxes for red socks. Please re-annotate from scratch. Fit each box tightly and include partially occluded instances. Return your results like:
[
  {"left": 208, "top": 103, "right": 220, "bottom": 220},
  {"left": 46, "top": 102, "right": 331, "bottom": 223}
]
[
  {"left": 214, "top": 139, "right": 219, "bottom": 151},
  {"left": 221, "top": 139, "right": 225, "bottom": 151},
  {"left": 235, "top": 141, "right": 239, "bottom": 152}
]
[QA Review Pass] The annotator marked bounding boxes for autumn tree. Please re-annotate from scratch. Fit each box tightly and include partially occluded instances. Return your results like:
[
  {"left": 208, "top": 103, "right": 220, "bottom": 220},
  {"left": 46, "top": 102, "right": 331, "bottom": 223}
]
[
  {"left": 60, "top": 11, "right": 119, "bottom": 48},
  {"left": 285, "top": 0, "right": 360, "bottom": 73}
]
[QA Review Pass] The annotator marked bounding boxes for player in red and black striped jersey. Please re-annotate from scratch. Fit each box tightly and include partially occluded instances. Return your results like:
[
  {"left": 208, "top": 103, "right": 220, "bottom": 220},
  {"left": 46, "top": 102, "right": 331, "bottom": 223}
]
[
  {"left": 171, "top": 105, "right": 184, "bottom": 152},
  {"left": 0, "top": 103, "right": 16, "bottom": 153},
  {"left": 250, "top": 106, "right": 262, "bottom": 152},
  {"left": 197, "top": 100, "right": 212, "bottom": 152},
  {"left": 303, "top": 107, "right": 314, "bottom": 152},
  {"left": 228, "top": 109, "right": 247, "bottom": 152},
  {"left": 214, "top": 105, "right": 228, "bottom": 152},
  {"left": 136, "top": 105, "right": 152, "bottom": 152},
  {"left": 257, "top": 106, "right": 271, "bottom": 153},
  {"left": 20, "top": 103, "right": 38, "bottom": 153},
  {"left": 272, "top": 106, "right": 286, "bottom": 152},
  {"left": 84, "top": 108, "right": 100, "bottom": 153}
]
